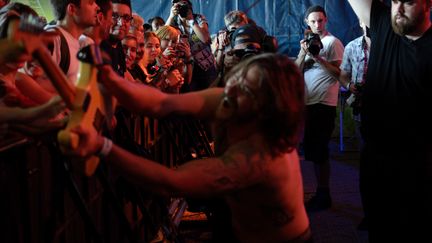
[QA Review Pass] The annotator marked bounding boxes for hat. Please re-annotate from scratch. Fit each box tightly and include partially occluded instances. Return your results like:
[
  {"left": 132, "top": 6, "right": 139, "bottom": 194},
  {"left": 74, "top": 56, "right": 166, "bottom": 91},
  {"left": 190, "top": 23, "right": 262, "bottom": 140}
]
[{"left": 230, "top": 24, "right": 266, "bottom": 48}]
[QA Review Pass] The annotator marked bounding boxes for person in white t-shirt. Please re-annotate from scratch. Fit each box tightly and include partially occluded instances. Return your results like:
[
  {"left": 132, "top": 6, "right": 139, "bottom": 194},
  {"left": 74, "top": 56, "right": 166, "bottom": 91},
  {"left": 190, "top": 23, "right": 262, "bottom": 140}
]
[
  {"left": 36, "top": 0, "right": 100, "bottom": 94},
  {"left": 295, "top": 5, "right": 344, "bottom": 212}
]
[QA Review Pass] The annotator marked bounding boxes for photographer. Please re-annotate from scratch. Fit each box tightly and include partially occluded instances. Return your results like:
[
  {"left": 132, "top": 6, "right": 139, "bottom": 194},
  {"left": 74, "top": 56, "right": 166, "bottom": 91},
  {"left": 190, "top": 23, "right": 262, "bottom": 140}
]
[
  {"left": 166, "top": 0, "right": 216, "bottom": 92},
  {"left": 295, "top": 5, "right": 344, "bottom": 212},
  {"left": 214, "top": 11, "right": 249, "bottom": 70},
  {"left": 212, "top": 23, "right": 266, "bottom": 88}
]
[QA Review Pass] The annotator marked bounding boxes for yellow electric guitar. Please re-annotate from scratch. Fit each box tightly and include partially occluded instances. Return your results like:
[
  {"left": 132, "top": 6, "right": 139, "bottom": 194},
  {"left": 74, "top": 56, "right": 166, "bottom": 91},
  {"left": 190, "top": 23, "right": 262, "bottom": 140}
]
[
  {"left": 57, "top": 43, "right": 114, "bottom": 177},
  {"left": 11, "top": 14, "right": 112, "bottom": 176}
]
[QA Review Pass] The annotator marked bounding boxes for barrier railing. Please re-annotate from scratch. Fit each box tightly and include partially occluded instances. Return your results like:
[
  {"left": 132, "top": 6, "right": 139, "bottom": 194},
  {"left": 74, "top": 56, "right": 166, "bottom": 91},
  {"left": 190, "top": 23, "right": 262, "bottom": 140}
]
[{"left": 0, "top": 110, "right": 214, "bottom": 243}]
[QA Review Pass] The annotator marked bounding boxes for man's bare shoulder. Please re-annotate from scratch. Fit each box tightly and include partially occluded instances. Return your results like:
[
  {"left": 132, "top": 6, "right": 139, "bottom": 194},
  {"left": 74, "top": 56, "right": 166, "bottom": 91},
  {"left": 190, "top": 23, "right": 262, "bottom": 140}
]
[
  {"left": 220, "top": 138, "right": 299, "bottom": 176},
  {"left": 221, "top": 138, "right": 298, "bottom": 166}
]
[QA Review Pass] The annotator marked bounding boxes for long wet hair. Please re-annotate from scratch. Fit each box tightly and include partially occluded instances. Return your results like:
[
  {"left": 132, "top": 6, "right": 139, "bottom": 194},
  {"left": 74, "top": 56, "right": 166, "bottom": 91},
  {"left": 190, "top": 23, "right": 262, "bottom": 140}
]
[{"left": 224, "top": 53, "right": 305, "bottom": 155}]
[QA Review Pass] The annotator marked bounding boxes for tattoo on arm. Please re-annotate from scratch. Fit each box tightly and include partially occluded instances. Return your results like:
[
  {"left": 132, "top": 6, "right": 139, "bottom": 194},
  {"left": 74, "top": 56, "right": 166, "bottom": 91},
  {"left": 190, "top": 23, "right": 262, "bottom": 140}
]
[{"left": 217, "top": 143, "right": 266, "bottom": 187}]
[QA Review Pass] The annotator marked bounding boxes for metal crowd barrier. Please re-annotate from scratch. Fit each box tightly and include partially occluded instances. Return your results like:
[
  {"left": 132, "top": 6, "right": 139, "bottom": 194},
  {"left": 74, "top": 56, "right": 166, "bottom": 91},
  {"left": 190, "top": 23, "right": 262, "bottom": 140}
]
[{"left": 0, "top": 110, "right": 214, "bottom": 243}]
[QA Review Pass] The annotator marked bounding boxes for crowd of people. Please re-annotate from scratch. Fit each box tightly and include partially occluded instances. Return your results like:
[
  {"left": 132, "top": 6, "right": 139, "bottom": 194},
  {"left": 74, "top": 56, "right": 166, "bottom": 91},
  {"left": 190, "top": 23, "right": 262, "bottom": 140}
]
[{"left": 0, "top": 0, "right": 431, "bottom": 242}]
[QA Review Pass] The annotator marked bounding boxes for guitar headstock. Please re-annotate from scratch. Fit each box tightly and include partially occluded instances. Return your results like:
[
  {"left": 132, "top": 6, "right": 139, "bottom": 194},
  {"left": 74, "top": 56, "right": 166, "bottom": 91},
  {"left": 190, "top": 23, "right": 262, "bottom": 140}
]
[
  {"left": 18, "top": 13, "right": 45, "bottom": 35},
  {"left": 7, "top": 13, "right": 57, "bottom": 56}
]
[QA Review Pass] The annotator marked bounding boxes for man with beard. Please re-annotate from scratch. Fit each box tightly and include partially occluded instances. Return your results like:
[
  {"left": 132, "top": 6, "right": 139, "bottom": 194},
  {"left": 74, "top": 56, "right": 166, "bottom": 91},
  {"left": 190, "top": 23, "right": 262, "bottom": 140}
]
[
  {"left": 348, "top": 0, "right": 432, "bottom": 242},
  {"left": 100, "top": 0, "right": 132, "bottom": 77},
  {"left": 65, "top": 53, "right": 313, "bottom": 243}
]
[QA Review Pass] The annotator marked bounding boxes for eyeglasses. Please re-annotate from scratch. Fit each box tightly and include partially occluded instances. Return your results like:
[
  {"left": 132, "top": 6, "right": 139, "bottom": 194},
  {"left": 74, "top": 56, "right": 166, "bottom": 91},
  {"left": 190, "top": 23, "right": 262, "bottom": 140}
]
[{"left": 112, "top": 13, "right": 133, "bottom": 23}]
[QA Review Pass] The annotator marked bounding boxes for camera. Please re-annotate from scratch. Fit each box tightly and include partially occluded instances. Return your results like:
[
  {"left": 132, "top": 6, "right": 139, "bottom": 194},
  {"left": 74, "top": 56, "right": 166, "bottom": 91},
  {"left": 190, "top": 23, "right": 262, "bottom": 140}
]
[
  {"left": 172, "top": 0, "right": 190, "bottom": 18},
  {"left": 230, "top": 44, "right": 261, "bottom": 60},
  {"left": 304, "top": 31, "right": 323, "bottom": 56},
  {"left": 217, "top": 28, "right": 235, "bottom": 47}
]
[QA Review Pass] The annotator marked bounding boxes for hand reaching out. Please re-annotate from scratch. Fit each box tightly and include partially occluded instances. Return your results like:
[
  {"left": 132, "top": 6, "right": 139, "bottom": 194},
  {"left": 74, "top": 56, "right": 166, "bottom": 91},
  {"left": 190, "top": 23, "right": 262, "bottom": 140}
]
[{"left": 64, "top": 124, "right": 103, "bottom": 158}]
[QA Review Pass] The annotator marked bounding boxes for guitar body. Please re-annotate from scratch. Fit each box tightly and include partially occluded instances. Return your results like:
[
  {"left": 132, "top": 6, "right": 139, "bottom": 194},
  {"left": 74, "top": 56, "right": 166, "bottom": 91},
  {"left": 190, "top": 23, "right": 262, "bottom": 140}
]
[
  {"left": 58, "top": 45, "right": 112, "bottom": 176},
  {"left": 12, "top": 14, "right": 112, "bottom": 176}
]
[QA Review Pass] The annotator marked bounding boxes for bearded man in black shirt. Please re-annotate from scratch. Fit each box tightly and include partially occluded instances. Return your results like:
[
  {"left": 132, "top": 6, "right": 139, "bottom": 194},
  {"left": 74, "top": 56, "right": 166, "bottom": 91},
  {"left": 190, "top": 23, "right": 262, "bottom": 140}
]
[{"left": 348, "top": 0, "right": 432, "bottom": 242}]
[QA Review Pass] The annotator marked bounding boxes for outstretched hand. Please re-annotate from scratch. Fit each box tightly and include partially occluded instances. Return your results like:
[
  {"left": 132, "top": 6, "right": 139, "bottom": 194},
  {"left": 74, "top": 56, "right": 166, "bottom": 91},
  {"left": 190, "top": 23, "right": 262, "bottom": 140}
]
[{"left": 64, "top": 125, "right": 103, "bottom": 158}]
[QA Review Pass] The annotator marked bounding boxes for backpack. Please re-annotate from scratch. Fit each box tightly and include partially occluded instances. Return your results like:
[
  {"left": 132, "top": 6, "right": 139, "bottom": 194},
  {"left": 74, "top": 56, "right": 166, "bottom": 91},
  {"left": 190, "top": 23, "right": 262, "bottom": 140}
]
[{"left": 46, "top": 26, "right": 70, "bottom": 75}]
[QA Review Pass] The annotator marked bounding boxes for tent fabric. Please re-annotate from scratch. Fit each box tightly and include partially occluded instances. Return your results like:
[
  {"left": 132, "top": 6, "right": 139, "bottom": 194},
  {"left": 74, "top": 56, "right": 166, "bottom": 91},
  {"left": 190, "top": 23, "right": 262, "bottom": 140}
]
[{"left": 132, "top": 0, "right": 363, "bottom": 57}]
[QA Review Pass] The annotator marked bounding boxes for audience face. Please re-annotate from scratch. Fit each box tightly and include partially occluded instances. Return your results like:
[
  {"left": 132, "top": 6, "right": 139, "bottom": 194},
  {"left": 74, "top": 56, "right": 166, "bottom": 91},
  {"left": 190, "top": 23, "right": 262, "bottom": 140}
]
[
  {"left": 144, "top": 36, "right": 161, "bottom": 63},
  {"left": 75, "top": 0, "right": 100, "bottom": 28},
  {"left": 97, "top": 3, "right": 113, "bottom": 40},
  {"left": 306, "top": 11, "right": 327, "bottom": 36},
  {"left": 122, "top": 37, "right": 137, "bottom": 69},
  {"left": 110, "top": 3, "right": 132, "bottom": 41},
  {"left": 160, "top": 34, "right": 179, "bottom": 51},
  {"left": 151, "top": 18, "right": 164, "bottom": 32},
  {"left": 136, "top": 35, "right": 145, "bottom": 62},
  {"left": 391, "top": 0, "right": 430, "bottom": 36}
]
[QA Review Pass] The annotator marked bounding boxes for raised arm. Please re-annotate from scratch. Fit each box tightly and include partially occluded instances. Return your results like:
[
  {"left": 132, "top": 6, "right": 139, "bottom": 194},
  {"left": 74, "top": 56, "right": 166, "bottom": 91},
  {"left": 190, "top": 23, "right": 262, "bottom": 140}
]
[
  {"left": 188, "top": 16, "right": 211, "bottom": 44},
  {"left": 348, "top": 0, "right": 372, "bottom": 27},
  {"left": 98, "top": 65, "right": 223, "bottom": 119}
]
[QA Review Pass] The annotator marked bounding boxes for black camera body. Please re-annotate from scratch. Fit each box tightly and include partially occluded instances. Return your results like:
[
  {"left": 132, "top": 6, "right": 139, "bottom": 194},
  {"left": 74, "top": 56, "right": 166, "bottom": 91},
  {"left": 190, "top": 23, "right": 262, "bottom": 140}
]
[
  {"left": 304, "top": 32, "right": 323, "bottom": 56},
  {"left": 232, "top": 44, "right": 261, "bottom": 60},
  {"left": 217, "top": 28, "right": 235, "bottom": 47},
  {"left": 172, "top": 0, "right": 190, "bottom": 18}
]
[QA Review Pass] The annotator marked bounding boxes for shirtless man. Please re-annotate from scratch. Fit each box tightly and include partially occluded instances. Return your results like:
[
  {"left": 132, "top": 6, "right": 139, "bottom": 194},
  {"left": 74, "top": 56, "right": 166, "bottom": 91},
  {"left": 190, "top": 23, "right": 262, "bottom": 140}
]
[{"left": 69, "top": 53, "right": 311, "bottom": 243}]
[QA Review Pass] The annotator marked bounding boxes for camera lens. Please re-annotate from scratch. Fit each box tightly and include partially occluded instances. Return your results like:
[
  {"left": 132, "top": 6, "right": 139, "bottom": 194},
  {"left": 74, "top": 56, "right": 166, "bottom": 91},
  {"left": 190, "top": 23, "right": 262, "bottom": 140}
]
[
  {"left": 305, "top": 32, "right": 322, "bottom": 56},
  {"left": 233, "top": 49, "right": 245, "bottom": 58},
  {"left": 308, "top": 43, "right": 321, "bottom": 56}
]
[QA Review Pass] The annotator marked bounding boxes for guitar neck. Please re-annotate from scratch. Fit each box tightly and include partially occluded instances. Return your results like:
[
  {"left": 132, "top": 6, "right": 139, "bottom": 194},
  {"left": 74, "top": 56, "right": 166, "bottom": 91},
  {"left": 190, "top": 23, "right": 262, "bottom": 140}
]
[{"left": 33, "top": 47, "right": 75, "bottom": 109}]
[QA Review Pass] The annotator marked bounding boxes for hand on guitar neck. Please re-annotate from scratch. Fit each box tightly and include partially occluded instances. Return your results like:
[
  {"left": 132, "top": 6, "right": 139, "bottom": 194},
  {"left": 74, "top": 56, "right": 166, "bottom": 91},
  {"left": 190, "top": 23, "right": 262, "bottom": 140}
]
[{"left": 7, "top": 14, "right": 76, "bottom": 108}]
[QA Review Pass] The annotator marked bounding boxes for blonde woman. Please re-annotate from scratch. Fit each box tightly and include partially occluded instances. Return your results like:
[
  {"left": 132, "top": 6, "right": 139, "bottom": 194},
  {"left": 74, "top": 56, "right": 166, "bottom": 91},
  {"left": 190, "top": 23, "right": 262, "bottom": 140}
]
[
  {"left": 137, "top": 32, "right": 183, "bottom": 93},
  {"left": 155, "top": 25, "right": 192, "bottom": 92}
]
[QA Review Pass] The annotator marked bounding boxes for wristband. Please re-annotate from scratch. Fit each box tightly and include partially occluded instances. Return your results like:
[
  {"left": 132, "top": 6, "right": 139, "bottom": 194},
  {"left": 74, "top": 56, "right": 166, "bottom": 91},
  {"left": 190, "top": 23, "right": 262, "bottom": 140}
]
[
  {"left": 185, "top": 59, "right": 194, "bottom": 64},
  {"left": 184, "top": 56, "right": 194, "bottom": 64},
  {"left": 98, "top": 137, "right": 113, "bottom": 158},
  {"left": 346, "top": 82, "right": 352, "bottom": 90}
]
